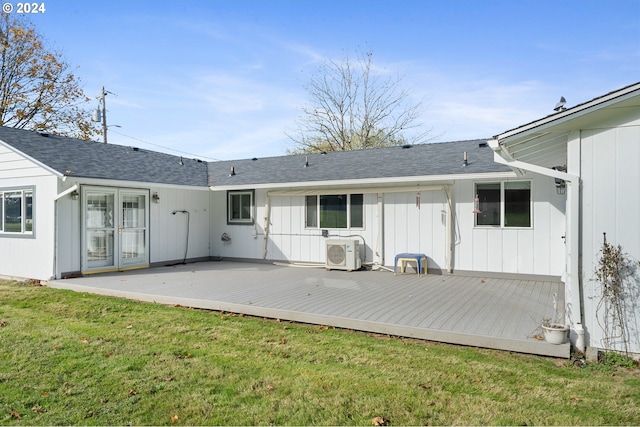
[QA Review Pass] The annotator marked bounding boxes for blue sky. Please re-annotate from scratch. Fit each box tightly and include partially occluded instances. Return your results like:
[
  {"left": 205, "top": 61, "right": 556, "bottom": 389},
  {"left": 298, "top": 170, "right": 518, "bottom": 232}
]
[{"left": 21, "top": 0, "right": 640, "bottom": 160}]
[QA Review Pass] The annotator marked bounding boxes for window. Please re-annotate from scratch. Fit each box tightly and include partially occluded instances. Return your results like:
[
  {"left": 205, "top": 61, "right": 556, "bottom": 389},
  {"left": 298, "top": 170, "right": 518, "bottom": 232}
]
[
  {"left": 0, "top": 188, "right": 34, "bottom": 235},
  {"left": 305, "top": 194, "right": 364, "bottom": 229},
  {"left": 227, "top": 190, "right": 254, "bottom": 224},
  {"left": 475, "top": 181, "right": 531, "bottom": 228}
]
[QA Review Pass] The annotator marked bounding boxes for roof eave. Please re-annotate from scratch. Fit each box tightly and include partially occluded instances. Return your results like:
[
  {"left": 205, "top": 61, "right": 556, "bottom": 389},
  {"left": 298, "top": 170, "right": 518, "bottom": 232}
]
[
  {"left": 494, "top": 82, "right": 640, "bottom": 142},
  {"left": 209, "top": 171, "right": 516, "bottom": 191}
]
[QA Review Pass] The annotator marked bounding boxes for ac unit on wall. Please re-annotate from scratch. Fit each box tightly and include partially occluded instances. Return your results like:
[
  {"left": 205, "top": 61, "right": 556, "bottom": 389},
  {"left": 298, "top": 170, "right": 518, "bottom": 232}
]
[{"left": 325, "top": 239, "right": 361, "bottom": 271}]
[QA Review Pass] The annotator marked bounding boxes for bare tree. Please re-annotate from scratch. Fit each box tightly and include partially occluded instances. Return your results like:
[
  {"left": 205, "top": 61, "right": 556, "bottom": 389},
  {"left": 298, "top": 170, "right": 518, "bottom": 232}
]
[
  {"left": 288, "top": 50, "right": 428, "bottom": 154},
  {"left": 0, "top": 13, "right": 98, "bottom": 140}
]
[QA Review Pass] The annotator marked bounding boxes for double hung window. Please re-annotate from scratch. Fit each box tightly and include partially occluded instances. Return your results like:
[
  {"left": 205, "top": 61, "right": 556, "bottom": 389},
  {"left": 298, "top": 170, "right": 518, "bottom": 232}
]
[
  {"left": 0, "top": 188, "right": 34, "bottom": 235},
  {"left": 475, "top": 181, "right": 531, "bottom": 228},
  {"left": 306, "top": 194, "right": 363, "bottom": 229}
]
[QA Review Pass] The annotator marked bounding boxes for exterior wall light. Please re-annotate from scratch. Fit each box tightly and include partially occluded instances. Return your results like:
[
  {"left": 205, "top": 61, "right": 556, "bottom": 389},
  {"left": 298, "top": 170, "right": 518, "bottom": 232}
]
[
  {"left": 70, "top": 190, "right": 80, "bottom": 200},
  {"left": 152, "top": 192, "right": 160, "bottom": 203}
]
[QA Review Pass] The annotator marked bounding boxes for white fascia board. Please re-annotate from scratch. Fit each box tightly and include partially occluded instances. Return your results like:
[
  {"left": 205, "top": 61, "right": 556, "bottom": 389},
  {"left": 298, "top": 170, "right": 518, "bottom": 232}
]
[
  {"left": 208, "top": 172, "right": 516, "bottom": 192},
  {"left": 0, "top": 138, "right": 65, "bottom": 179},
  {"left": 64, "top": 177, "right": 211, "bottom": 191},
  {"left": 495, "top": 83, "right": 640, "bottom": 142}
]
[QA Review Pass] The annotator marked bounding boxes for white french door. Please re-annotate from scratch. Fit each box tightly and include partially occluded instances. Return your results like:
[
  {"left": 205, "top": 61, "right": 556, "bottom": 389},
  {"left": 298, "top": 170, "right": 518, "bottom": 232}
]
[{"left": 82, "top": 187, "right": 149, "bottom": 274}]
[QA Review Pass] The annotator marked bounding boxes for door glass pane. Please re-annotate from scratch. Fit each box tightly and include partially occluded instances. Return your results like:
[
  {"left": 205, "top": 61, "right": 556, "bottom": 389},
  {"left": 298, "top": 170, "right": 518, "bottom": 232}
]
[
  {"left": 122, "top": 195, "right": 145, "bottom": 228},
  {"left": 122, "top": 230, "right": 145, "bottom": 260},
  {"left": 87, "top": 194, "right": 114, "bottom": 228},
  {"left": 87, "top": 230, "right": 114, "bottom": 265}
]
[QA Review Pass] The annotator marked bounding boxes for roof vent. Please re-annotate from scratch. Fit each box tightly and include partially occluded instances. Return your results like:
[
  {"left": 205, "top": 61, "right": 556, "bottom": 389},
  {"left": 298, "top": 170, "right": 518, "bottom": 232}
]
[
  {"left": 40, "top": 132, "right": 49, "bottom": 137},
  {"left": 229, "top": 166, "right": 236, "bottom": 176},
  {"left": 401, "top": 144, "right": 412, "bottom": 149},
  {"left": 252, "top": 157, "right": 258, "bottom": 161},
  {"left": 478, "top": 142, "right": 488, "bottom": 148}
]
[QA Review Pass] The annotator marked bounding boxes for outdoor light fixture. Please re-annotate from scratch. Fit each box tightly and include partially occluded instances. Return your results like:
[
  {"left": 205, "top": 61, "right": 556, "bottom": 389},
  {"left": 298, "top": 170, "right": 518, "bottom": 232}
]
[
  {"left": 70, "top": 190, "right": 79, "bottom": 200},
  {"left": 152, "top": 192, "right": 160, "bottom": 203}
]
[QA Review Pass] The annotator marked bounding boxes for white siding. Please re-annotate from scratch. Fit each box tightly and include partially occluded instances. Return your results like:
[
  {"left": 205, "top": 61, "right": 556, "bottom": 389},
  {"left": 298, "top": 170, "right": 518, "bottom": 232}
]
[
  {"left": 0, "top": 145, "right": 58, "bottom": 280},
  {"left": 581, "top": 122, "right": 640, "bottom": 354},
  {"left": 454, "top": 175, "right": 565, "bottom": 276},
  {"left": 382, "top": 190, "right": 448, "bottom": 270},
  {"left": 149, "top": 186, "right": 211, "bottom": 264}
]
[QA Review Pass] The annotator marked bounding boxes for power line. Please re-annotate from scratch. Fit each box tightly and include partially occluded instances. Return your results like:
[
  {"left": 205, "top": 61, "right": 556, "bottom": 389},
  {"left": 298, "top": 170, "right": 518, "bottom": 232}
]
[{"left": 108, "top": 128, "right": 221, "bottom": 161}]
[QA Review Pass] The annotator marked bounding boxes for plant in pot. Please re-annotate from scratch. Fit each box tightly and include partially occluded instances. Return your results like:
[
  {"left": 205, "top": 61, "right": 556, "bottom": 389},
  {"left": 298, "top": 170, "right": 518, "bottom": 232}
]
[{"left": 541, "top": 293, "right": 569, "bottom": 345}]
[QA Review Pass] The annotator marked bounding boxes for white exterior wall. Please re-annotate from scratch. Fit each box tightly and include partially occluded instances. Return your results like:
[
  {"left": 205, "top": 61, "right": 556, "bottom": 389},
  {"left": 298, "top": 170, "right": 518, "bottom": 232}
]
[
  {"left": 0, "top": 145, "right": 58, "bottom": 280},
  {"left": 580, "top": 117, "right": 640, "bottom": 354},
  {"left": 209, "top": 178, "right": 565, "bottom": 278},
  {"left": 382, "top": 190, "right": 449, "bottom": 270},
  {"left": 209, "top": 190, "right": 378, "bottom": 263},
  {"left": 54, "top": 183, "right": 211, "bottom": 277},
  {"left": 148, "top": 186, "right": 211, "bottom": 264},
  {"left": 454, "top": 175, "right": 566, "bottom": 276}
]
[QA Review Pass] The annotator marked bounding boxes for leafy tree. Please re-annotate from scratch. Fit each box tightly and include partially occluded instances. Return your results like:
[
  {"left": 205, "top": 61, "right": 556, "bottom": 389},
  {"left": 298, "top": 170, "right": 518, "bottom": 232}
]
[
  {"left": 0, "top": 13, "right": 98, "bottom": 139},
  {"left": 288, "top": 50, "right": 428, "bottom": 154}
]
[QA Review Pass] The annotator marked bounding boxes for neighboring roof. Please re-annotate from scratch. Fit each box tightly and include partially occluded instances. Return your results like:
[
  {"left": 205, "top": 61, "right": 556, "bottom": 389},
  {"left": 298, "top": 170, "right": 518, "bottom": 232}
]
[
  {"left": 208, "top": 139, "right": 512, "bottom": 188},
  {"left": 0, "top": 126, "right": 209, "bottom": 187}
]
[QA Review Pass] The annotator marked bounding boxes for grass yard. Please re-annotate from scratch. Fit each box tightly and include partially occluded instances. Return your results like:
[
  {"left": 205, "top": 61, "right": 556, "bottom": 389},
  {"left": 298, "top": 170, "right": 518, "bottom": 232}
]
[{"left": 1, "top": 280, "right": 639, "bottom": 426}]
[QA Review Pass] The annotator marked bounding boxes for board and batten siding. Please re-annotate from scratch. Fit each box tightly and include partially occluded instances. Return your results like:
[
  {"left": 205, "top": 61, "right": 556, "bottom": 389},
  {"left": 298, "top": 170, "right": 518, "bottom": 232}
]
[
  {"left": 0, "top": 144, "right": 58, "bottom": 280},
  {"left": 382, "top": 190, "right": 448, "bottom": 270},
  {"left": 580, "top": 122, "right": 640, "bottom": 354},
  {"left": 453, "top": 175, "right": 565, "bottom": 277},
  {"left": 148, "top": 186, "right": 211, "bottom": 265},
  {"left": 210, "top": 190, "right": 378, "bottom": 264}
]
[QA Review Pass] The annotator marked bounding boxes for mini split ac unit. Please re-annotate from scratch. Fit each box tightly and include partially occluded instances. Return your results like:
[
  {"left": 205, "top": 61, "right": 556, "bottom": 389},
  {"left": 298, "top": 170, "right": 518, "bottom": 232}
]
[{"left": 326, "top": 239, "right": 361, "bottom": 271}]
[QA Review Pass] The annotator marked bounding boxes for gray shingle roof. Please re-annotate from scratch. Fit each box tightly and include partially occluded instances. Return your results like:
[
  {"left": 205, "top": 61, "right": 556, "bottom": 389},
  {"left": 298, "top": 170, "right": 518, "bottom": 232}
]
[
  {"left": 207, "top": 139, "right": 511, "bottom": 187},
  {"left": 0, "top": 127, "right": 511, "bottom": 188},
  {"left": 0, "top": 127, "right": 209, "bottom": 187}
]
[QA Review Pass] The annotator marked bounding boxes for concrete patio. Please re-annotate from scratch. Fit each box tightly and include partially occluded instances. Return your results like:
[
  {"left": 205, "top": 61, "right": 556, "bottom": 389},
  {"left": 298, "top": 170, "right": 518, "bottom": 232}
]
[{"left": 48, "top": 260, "right": 570, "bottom": 358}]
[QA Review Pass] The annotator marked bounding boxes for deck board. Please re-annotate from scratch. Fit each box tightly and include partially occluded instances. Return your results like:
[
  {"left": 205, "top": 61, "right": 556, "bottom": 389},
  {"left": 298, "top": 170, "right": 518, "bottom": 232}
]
[{"left": 49, "top": 260, "right": 569, "bottom": 358}]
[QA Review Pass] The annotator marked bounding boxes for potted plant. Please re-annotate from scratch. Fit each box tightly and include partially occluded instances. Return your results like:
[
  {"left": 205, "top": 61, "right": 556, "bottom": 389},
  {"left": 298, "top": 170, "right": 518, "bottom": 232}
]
[{"left": 541, "top": 293, "right": 569, "bottom": 345}]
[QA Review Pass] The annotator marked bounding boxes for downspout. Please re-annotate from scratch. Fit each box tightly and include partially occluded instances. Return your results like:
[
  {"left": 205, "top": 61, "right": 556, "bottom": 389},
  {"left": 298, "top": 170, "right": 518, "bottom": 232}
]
[
  {"left": 53, "top": 184, "right": 79, "bottom": 280},
  {"left": 445, "top": 183, "right": 455, "bottom": 274},
  {"left": 377, "top": 193, "right": 384, "bottom": 266},
  {"left": 262, "top": 192, "right": 272, "bottom": 259},
  {"left": 489, "top": 138, "right": 583, "bottom": 336}
]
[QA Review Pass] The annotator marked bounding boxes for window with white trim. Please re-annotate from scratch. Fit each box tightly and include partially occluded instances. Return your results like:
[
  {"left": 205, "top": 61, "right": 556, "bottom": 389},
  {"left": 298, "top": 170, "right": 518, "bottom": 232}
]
[
  {"left": 475, "top": 181, "right": 531, "bottom": 228},
  {"left": 305, "top": 194, "right": 364, "bottom": 229},
  {"left": 227, "top": 190, "right": 254, "bottom": 224},
  {"left": 0, "top": 187, "right": 34, "bottom": 235}
]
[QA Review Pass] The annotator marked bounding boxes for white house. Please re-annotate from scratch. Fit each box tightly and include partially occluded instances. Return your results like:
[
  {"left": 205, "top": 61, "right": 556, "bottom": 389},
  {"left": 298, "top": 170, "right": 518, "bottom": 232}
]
[
  {"left": 1, "top": 81, "right": 638, "bottom": 357},
  {"left": 489, "top": 81, "right": 640, "bottom": 357}
]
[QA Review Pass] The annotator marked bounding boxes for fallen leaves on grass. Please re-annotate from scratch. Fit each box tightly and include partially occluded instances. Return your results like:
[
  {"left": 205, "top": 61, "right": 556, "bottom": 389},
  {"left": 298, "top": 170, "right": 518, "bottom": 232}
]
[
  {"left": 372, "top": 416, "right": 390, "bottom": 425},
  {"left": 32, "top": 406, "right": 44, "bottom": 414},
  {"left": 10, "top": 409, "right": 21, "bottom": 420},
  {"left": 171, "top": 414, "right": 179, "bottom": 424},
  {"left": 0, "top": 320, "right": 7, "bottom": 327}
]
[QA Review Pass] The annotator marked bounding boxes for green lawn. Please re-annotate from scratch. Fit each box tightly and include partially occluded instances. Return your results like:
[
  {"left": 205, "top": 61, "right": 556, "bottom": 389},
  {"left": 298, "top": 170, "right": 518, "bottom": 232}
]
[{"left": 1, "top": 280, "right": 639, "bottom": 426}]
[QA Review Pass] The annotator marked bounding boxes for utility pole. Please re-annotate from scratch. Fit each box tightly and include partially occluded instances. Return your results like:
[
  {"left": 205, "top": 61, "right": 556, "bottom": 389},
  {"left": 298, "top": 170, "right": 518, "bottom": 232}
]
[{"left": 92, "top": 86, "right": 113, "bottom": 143}]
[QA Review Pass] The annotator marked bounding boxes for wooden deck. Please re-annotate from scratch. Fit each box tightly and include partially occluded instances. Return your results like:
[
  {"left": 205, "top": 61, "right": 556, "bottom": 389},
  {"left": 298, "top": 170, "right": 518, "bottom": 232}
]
[{"left": 48, "top": 260, "right": 570, "bottom": 358}]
